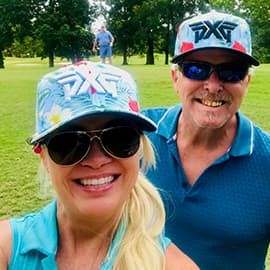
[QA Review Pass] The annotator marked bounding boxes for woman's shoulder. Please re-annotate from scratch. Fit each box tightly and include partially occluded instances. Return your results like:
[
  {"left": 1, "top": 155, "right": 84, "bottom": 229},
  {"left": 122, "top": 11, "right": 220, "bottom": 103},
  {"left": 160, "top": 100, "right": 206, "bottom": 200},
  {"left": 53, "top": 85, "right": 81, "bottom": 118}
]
[
  {"left": 165, "top": 243, "right": 200, "bottom": 270},
  {"left": 0, "top": 220, "right": 12, "bottom": 269}
]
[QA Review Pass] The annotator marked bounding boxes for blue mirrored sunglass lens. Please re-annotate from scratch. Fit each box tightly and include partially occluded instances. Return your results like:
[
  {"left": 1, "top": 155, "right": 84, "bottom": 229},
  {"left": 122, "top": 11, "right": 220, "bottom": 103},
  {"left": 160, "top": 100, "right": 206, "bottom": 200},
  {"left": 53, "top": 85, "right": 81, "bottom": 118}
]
[
  {"left": 218, "top": 69, "right": 246, "bottom": 82},
  {"left": 182, "top": 63, "right": 211, "bottom": 80},
  {"left": 181, "top": 63, "right": 248, "bottom": 82}
]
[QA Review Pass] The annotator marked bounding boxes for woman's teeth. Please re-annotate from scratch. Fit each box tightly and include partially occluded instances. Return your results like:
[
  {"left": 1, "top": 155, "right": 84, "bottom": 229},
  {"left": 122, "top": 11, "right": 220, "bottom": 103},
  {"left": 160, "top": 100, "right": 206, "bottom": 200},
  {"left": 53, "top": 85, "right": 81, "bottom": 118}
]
[{"left": 79, "top": 176, "right": 114, "bottom": 187}]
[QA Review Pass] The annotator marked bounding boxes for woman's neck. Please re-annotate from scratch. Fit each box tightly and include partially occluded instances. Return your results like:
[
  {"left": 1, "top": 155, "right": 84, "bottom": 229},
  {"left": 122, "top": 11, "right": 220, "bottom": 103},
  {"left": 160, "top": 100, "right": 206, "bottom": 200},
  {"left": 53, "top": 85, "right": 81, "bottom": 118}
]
[{"left": 56, "top": 204, "right": 120, "bottom": 270}]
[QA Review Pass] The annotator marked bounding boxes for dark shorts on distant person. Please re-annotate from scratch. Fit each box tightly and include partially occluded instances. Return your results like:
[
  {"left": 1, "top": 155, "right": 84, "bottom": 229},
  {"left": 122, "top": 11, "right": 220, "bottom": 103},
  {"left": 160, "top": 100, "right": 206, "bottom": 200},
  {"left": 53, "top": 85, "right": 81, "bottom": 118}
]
[{"left": 100, "top": 45, "right": 112, "bottom": 58}]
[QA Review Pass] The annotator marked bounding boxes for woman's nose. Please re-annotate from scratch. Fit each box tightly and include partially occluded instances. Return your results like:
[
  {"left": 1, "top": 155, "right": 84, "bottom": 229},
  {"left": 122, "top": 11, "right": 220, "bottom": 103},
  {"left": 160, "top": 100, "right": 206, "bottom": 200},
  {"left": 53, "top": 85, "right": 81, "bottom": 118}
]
[{"left": 80, "top": 139, "right": 112, "bottom": 168}]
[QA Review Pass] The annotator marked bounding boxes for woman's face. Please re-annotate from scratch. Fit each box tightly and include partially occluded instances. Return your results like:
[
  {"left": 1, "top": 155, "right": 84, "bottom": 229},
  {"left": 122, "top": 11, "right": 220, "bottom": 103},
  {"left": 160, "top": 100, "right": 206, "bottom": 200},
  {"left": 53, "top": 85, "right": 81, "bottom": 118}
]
[{"left": 41, "top": 116, "right": 140, "bottom": 221}]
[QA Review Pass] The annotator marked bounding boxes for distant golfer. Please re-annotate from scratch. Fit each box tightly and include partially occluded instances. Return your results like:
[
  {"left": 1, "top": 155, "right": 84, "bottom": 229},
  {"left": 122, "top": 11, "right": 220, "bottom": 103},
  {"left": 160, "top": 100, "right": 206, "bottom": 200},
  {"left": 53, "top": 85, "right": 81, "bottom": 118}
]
[{"left": 93, "top": 24, "right": 114, "bottom": 64}]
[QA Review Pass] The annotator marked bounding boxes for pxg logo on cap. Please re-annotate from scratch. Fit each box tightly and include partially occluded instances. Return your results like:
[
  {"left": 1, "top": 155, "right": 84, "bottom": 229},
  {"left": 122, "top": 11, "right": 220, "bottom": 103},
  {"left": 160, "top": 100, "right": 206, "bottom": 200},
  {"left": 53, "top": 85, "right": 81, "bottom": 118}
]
[{"left": 172, "top": 11, "right": 259, "bottom": 66}]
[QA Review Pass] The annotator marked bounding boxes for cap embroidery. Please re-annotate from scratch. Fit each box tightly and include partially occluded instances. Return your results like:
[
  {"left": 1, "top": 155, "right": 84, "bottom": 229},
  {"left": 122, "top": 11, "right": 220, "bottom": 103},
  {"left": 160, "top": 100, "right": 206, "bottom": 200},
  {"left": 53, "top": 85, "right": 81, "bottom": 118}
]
[
  {"left": 189, "top": 20, "right": 237, "bottom": 43},
  {"left": 54, "top": 67, "right": 121, "bottom": 102}
]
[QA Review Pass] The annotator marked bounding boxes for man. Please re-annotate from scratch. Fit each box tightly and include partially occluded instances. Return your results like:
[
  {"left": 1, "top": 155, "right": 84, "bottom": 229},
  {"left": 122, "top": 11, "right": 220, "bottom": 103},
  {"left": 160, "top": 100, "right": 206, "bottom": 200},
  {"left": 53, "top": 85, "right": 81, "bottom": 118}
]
[
  {"left": 93, "top": 24, "right": 114, "bottom": 64},
  {"left": 142, "top": 11, "right": 270, "bottom": 270}
]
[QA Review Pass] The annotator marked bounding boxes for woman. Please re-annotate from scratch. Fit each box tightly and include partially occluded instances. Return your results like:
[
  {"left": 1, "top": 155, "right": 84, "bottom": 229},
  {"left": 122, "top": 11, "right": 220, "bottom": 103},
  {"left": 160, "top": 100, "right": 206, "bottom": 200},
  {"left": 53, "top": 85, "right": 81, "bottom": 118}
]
[{"left": 0, "top": 61, "right": 199, "bottom": 270}]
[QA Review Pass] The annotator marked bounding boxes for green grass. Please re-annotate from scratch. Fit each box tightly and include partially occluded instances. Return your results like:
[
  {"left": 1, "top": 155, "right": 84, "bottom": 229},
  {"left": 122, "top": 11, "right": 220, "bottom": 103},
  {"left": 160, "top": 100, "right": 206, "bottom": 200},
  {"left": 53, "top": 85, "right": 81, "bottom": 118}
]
[{"left": 0, "top": 56, "right": 270, "bottom": 267}]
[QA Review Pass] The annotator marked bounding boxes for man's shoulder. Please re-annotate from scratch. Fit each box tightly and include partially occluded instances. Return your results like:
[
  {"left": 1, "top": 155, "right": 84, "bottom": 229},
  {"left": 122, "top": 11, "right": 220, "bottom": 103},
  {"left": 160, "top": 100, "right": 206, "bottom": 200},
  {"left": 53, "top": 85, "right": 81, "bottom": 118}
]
[
  {"left": 253, "top": 124, "right": 270, "bottom": 146},
  {"left": 141, "top": 107, "right": 169, "bottom": 121},
  {"left": 141, "top": 106, "right": 179, "bottom": 124},
  {"left": 240, "top": 112, "right": 270, "bottom": 142},
  {"left": 238, "top": 112, "right": 270, "bottom": 156}
]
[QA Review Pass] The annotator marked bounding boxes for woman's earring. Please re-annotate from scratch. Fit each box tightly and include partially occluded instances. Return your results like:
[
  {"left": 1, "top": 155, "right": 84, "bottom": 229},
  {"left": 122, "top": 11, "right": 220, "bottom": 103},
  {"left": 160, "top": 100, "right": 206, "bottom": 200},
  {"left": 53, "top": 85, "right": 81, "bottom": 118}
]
[{"left": 34, "top": 144, "right": 42, "bottom": 154}]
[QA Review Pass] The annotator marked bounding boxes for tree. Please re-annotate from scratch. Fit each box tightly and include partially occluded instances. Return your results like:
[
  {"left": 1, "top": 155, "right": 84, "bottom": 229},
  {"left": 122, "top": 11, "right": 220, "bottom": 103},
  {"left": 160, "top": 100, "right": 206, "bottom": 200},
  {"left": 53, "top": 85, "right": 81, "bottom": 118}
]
[
  {"left": 35, "top": 0, "right": 96, "bottom": 67},
  {"left": 0, "top": 0, "right": 34, "bottom": 68},
  {"left": 107, "top": 0, "right": 209, "bottom": 65},
  {"left": 107, "top": 0, "right": 143, "bottom": 65},
  {"left": 240, "top": 0, "right": 270, "bottom": 63},
  {"left": 7, "top": 36, "right": 43, "bottom": 57},
  {"left": 158, "top": 0, "right": 210, "bottom": 64},
  {"left": 0, "top": 2, "right": 13, "bottom": 68}
]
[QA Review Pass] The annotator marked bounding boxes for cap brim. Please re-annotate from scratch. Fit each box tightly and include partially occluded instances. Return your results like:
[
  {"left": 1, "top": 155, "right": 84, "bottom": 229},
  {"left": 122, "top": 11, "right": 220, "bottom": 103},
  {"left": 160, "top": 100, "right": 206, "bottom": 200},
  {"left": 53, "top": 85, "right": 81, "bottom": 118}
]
[
  {"left": 171, "top": 48, "right": 260, "bottom": 66},
  {"left": 28, "top": 111, "right": 156, "bottom": 145}
]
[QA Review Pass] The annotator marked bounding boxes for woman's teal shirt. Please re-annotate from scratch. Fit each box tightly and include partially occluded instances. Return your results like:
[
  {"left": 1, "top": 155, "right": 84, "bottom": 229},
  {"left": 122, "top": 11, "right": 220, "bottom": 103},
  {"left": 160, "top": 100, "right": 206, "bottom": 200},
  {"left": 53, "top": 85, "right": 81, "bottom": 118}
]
[{"left": 8, "top": 200, "right": 171, "bottom": 270}]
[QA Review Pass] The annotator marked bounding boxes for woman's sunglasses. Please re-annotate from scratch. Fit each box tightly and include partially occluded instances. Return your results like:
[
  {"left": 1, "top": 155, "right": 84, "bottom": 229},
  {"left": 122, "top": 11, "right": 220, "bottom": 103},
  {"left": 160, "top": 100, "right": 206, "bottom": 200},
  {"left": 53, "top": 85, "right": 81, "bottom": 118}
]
[
  {"left": 41, "top": 126, "right": 141, "bottom": 166},
  {"left": 178, "top": 61, "right": 250, "bottom": 83}
]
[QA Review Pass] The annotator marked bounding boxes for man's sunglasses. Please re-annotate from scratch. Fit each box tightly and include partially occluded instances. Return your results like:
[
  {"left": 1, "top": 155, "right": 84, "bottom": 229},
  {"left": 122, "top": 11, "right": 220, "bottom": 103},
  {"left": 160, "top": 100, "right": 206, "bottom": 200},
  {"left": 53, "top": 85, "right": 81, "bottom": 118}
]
[
  {"left": 41, "top": 126, "right": 141, "bottom": 166},
  {"left": 178, "top": 61, "right": 250, "bottom": 82}
]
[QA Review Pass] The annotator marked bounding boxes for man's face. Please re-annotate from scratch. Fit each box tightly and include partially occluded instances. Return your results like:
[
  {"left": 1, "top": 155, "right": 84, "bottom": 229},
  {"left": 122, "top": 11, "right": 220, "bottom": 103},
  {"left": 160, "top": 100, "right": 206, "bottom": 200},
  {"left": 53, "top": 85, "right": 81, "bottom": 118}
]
[{"left": 172, "top": 49, "right": 251, "bottom": 129}]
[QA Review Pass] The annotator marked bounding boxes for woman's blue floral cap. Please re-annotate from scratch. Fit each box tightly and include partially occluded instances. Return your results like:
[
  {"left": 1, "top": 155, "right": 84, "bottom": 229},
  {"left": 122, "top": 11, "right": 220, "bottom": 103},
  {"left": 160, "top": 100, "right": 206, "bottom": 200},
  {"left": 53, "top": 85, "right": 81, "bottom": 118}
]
[{"left": 29, "top": 61, "right": 156, "bottom": 144}]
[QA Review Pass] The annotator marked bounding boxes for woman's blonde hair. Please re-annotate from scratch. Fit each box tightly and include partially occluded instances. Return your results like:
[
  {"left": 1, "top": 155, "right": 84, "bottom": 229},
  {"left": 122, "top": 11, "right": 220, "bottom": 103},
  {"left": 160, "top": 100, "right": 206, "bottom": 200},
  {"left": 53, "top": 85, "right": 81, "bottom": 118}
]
[{"left": 113, "top": 134, "right": 166, "bottom": 270}]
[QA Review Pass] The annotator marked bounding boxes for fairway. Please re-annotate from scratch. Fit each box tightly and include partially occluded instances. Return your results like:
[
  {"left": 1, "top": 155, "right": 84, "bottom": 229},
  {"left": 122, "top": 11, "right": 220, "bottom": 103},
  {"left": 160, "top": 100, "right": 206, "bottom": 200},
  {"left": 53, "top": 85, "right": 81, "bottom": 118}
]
[{"left": 0, "top": 56, "right": 270, "bottom": 267}]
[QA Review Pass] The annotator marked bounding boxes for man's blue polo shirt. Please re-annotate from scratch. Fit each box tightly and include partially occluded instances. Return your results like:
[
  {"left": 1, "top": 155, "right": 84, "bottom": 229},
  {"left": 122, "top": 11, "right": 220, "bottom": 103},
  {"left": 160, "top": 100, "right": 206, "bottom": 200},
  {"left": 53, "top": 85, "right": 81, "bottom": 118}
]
[
  {"left": 96, "top": 31, "right": 113, "bottom": 47},
  {"left": 142, "top": 105, "right": 270, "bottom": 270}
]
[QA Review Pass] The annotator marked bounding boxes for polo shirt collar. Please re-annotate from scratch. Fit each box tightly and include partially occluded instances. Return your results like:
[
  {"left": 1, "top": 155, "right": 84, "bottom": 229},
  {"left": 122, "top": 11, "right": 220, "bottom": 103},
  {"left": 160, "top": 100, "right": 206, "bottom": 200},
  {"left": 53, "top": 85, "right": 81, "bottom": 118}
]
[
  {"left": 21, "top": 200, "right": 58, "bottom": 256},
  {"left": 156, "top": 105, "right": 181, "bottom": 140},
  {"left": 230, "top": 111, "right": 254, "bottom": 156},
  {"left": 155, "top": 105, "right": 253, "bottom": 157}
]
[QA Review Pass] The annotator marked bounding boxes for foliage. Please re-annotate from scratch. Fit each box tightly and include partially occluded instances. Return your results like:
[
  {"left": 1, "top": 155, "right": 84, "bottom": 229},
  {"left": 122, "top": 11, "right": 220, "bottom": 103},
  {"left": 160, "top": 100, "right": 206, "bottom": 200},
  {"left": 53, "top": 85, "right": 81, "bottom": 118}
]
[
  {"left": 0, "top": 0, "right": 97, "bottom": 68},
  {"left": 241, "top": 0, "right": 270, "bottom": 62},
  {"left": 0, "top": 0, "right": 269, "bottom": 66},
  {"left": 107, "top": 0, "right": 269, "bottom": 64},
  {"left": 107, "top": 0, "right": 209, "bottom": 65},
  {"left": 34, "top": 0, "right": 96, "bottom": 66},
  {"left": 5, "top": 36, "right": 43, "bottom": 58},
  {"left": 0, "top": 0, "right": 46, "bottom": 67},
  {"left": 0, "top": 0, "right": 20, "bottom": 67},
  {"left": 107, "top": 0, "right": 142, "bottom": 65}
]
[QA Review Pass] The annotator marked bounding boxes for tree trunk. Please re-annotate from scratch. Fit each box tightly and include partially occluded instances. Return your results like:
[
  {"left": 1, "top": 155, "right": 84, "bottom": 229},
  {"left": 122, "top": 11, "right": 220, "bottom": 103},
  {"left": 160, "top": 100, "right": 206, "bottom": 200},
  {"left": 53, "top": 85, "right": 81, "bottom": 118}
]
[
  {"left": 146, "top": 37, "right": 154, "bottom": 65},
  {"left": 0, "top": 51, "right": 4, "bottom": 69},
  {"left": 164, "top": 21, "right": 170, "bottom": 65},
  {"left": 122, "top": 46, "right": 128, "bottom": 65},
  {"left": 49, "top": 51, "right": 54, "bottom": 68},
  {"left": 165, "top": 49, "right": 169, "bottom": 65}
]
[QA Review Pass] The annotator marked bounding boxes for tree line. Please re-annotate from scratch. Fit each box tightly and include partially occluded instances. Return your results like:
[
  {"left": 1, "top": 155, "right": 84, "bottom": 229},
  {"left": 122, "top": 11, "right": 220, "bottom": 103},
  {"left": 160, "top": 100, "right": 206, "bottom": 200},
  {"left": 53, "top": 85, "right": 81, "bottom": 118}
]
[{"left": 0, "top": 0, "right": 269, "bottom": 68}]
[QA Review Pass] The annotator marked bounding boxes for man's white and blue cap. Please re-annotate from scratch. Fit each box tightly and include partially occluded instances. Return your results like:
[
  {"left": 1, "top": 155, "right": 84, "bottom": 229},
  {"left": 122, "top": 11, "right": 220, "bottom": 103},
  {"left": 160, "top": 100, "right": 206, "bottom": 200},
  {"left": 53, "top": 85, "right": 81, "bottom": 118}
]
[
  {"left": 29, "top": 61, "right": 156, "bottom": 144},
  {"left": 172, "top": 11, "right": 259, "bottom": 66}
]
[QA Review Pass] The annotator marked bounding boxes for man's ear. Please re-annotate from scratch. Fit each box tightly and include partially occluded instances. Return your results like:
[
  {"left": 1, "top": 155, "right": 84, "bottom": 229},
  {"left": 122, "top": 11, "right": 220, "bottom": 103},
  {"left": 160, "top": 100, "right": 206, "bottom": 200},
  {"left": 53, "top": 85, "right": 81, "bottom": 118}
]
[
  {"left": 247, "top": 73, "right": 252, "bottom": 83},
  {"left": 171, "top": 64, "right": 178, "bottom": 83},
  {"left": 171, "top": 64, "right": 180, "bottom": 91}
]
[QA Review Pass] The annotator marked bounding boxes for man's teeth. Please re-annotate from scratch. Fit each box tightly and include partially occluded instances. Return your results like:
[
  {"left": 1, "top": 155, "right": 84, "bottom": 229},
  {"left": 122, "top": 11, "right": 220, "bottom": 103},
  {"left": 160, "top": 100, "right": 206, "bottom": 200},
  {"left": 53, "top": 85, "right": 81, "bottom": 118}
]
[
  {"left": 202, "top": 99, "right": 223, "bottom": 107},
  {"left": 80, "top": 176, "right": 114, "bottom": 186}
]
